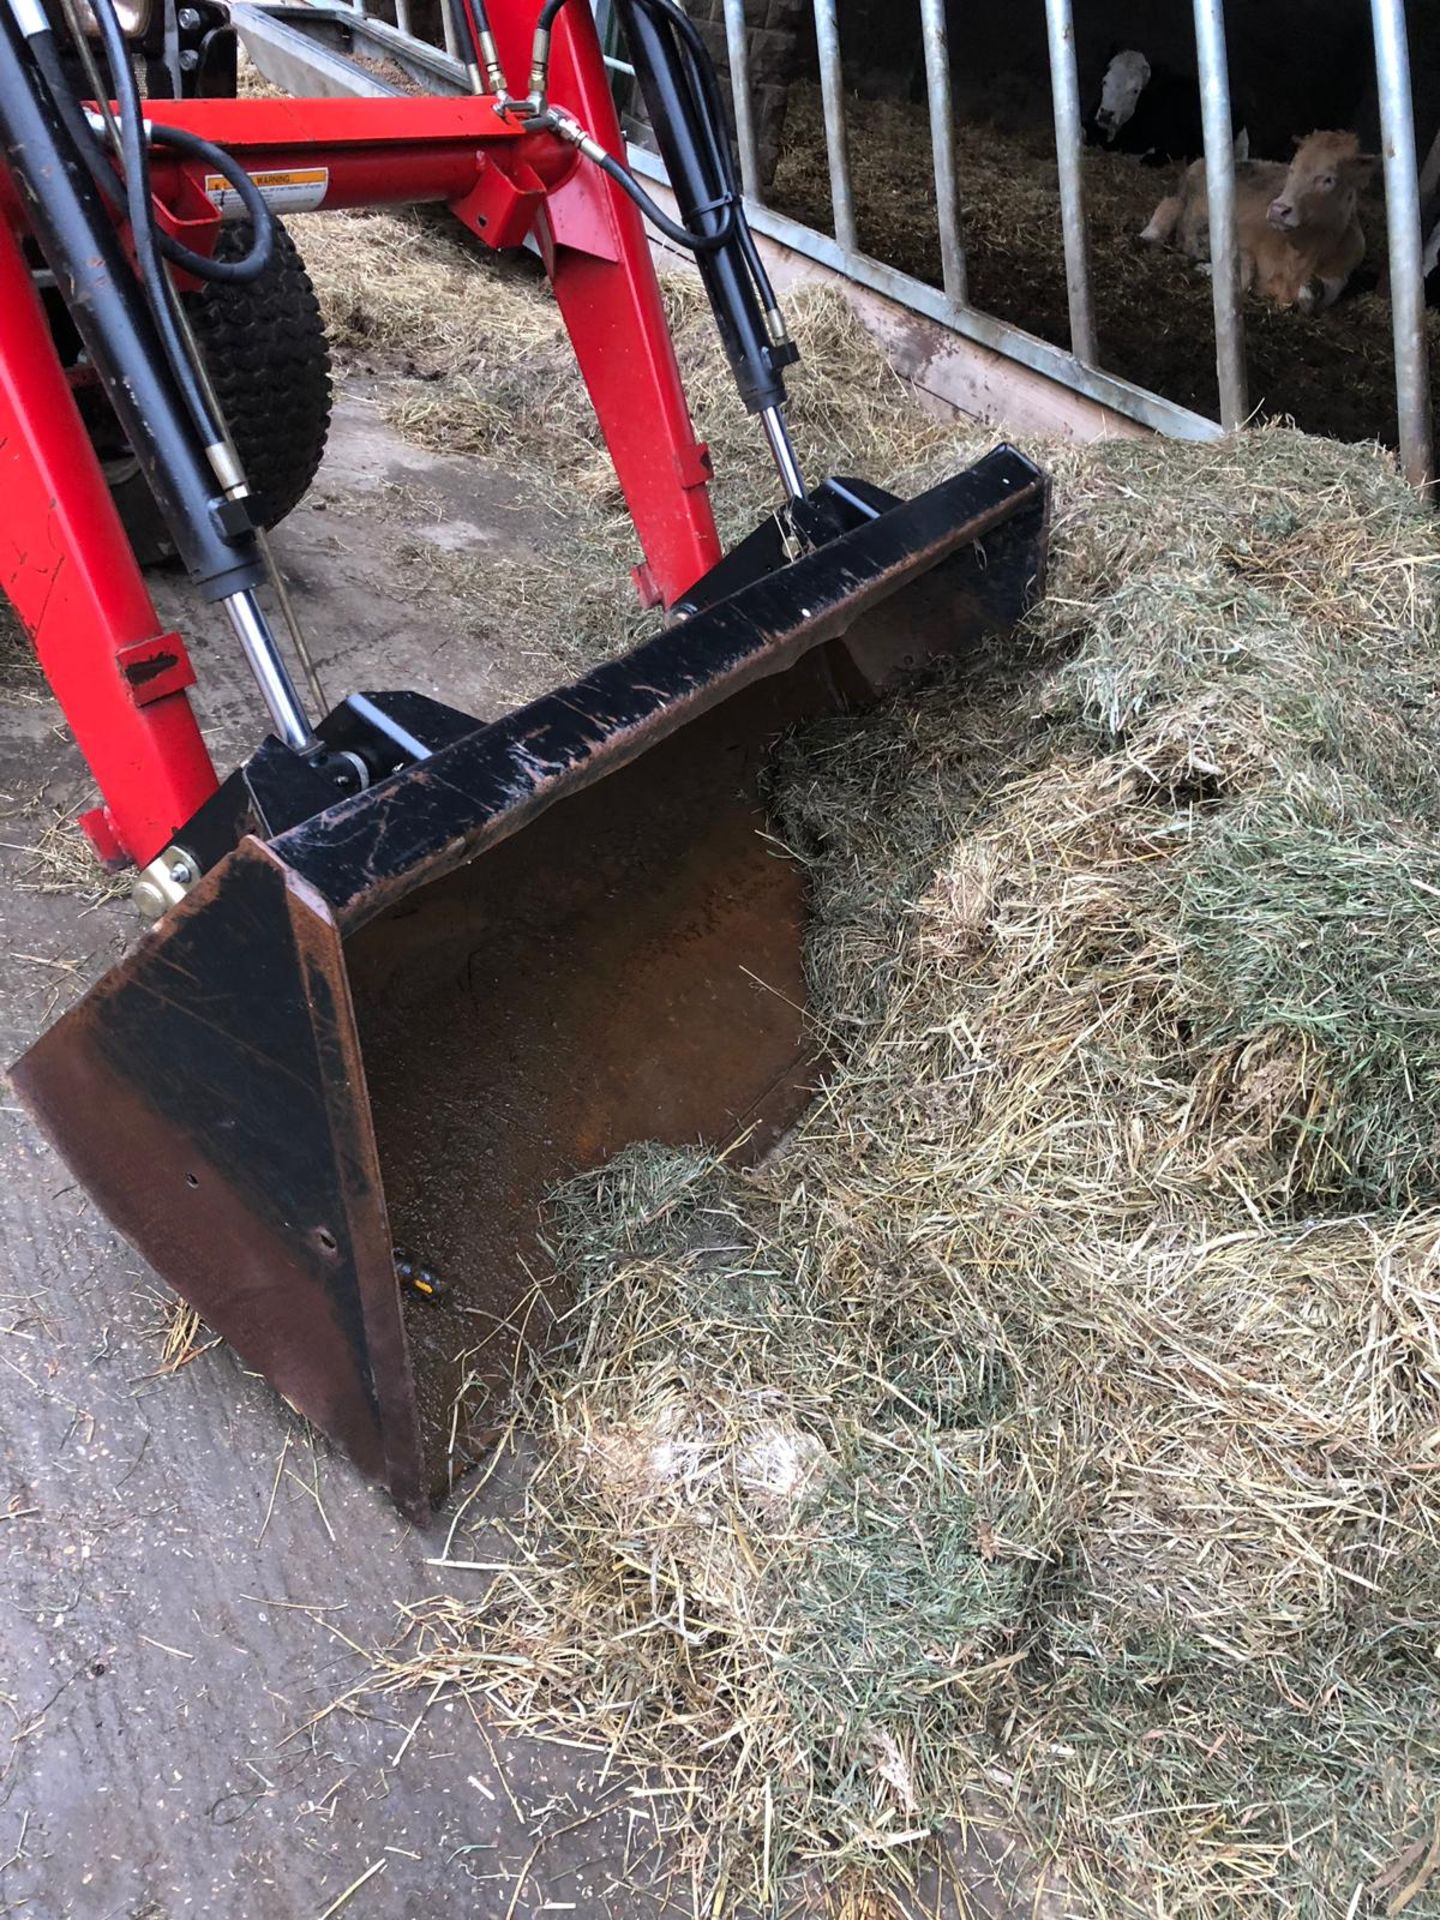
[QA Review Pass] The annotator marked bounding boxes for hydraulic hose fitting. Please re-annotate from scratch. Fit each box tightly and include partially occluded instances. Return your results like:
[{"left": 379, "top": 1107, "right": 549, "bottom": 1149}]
[
  {"left": 205, "top": 439, "right": 249, "bottom": 500},
  {"left": 542, "top": 104, "right": 609, "bottom": 166},
  {"left": 764, "top": 304, "right": 796, "bottom": 353},
  {"left": 527, "top": 22, "right": 550, "bottom": 101},
  {"left": 477, "top": 27, "right": 505, "bottom": 93}
]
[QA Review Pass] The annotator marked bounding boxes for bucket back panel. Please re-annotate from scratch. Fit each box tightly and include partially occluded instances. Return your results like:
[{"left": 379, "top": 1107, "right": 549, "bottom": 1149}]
[{"left": 346, "top": 656, "right": 837, "bottom": 1498}]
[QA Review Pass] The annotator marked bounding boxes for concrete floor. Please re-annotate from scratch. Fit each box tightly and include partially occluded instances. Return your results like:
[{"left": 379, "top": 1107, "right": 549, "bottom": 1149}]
[
  {"left": 0, "top": 398, "right": 708, "bottom": 1920},
  {"left": 0, "top": 396, "right": 1054, "bottom": 1920}
]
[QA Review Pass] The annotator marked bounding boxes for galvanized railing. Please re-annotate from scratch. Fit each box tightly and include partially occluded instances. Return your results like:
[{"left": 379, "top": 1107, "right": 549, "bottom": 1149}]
[
  {"left": 706, "top": 0, "right": 1433, "bottom": 479},
  {"left": 1194, "top": 0, "right": 1246, "bottom": 430},
  {"left": 1371, "top": 0, "right": 1434, "bottom": 486},
  {"left": 301, "top": 0, "right": 1435, "bottom": 482}
]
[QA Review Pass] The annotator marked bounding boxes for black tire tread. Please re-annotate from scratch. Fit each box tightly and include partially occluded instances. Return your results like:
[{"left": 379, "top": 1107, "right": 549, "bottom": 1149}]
[
  {"left": 111, "top": 216, "right": 331, "bottom": 564},
  {"left": 190, "top": 217, "right": 332, "bottom": 530}
]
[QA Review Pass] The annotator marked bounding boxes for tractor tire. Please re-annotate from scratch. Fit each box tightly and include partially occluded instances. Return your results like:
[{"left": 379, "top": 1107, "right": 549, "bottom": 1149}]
[{"left": 109, "top": 216, "right": 332, "bottom": 566}]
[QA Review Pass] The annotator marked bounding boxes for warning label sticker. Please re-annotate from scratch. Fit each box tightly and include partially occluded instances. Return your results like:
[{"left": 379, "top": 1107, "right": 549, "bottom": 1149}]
[{"left": 203, "top": 167, "right": 329, "bottom": 217}]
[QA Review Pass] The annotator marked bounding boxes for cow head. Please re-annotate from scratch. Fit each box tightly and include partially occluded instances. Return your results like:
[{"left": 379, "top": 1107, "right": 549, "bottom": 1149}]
[
  {"left": 1094, "top": 49, "right": 1151, "bottom": 140},
  {"left": 1267, "top": 130, "right": 1373, "bottom": 230}
]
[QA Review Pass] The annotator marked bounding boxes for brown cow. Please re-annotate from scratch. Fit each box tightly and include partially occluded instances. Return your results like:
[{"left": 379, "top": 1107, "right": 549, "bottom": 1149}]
[{"left": 1140, "top": 129, "right": 1371, "bottom": 313}]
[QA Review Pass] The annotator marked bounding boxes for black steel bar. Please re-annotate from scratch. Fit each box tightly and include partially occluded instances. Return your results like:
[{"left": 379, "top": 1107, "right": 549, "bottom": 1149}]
[
  {"left": 609, "top": 0, "right": 787, "bottom": 414},
  {"left": 0, "top": 4, "right": 262, "bottom": 598}
]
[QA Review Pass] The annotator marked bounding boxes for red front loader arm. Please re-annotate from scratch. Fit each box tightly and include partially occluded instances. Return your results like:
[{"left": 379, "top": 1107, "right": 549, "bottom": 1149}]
[{"left": 0, "top": 4, "right": 721, "bottom": 869}]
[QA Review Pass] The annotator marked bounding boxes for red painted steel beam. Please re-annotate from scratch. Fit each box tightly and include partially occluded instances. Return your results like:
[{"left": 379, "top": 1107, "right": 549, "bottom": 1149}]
[
  {"left": 500, "top": 1, "right": 724, "bottom": 604},
  {"left": 140, "top": 73, "right": 726, "bottom": 606},
  {"left": 140, "top": 92, "right": 578, "bottom": 208},
  {"left": 0, "top": 97, "right": 577, "bottom": 230},
  {"left": 0, "top": 217, "right": 217, "bottom": 868},
  {"left": 141, "top": 91, "right": 539, "bottom": 145}
]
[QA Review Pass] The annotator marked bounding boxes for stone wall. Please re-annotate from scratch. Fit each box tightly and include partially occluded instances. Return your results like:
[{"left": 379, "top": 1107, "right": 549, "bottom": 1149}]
[{"left": 684, "top": 0, "right": 812, "bottom": 186}]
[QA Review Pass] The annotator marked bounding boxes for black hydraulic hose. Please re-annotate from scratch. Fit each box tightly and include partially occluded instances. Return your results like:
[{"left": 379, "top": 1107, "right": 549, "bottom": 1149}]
[
  {"left": 591, "top": 145, "right": 735, "bottom": 251},
  {"left": 609, "top": 0, "right": 784, "bottom": 411},
  {"left": 627, "top": 0, "right": 785, "bottom": 319},
  {"left": 545, "top": 0, "right": 743, "bottom": 258},
  {"left": 83, "top": 0, "right": 229, "bottom": 448},
  {"left": 29, "top": 2, "right": 274, "bottom": 285},
  {"left": 86, "top": 3, "right": 274, "bottom": 280},
  {"left": 503, "top": 0, "right": 777, "bottom": 316},
  {"left": 615, "top": 0, "right": 787, "bottom": 328},
  {"left": 26, "top": 25, "right": 124, "bottom": 206},
  {"left": 29, "top": 34, "right": 272, "bottom": 283},
  {"left": 630, "top": 0, "right": 729, "bottom": 223},
  {"left": 630, "top": 0, "right": 739, "bottom": 208},
  {"left": 445, "top": 0, "right": 481, "bottom": 71},
  {"left": 149, "top": 125, "right": 275, "bottom": 281},
  {"left": 525, "top": 0, "right": 570, "bottom": 99},
  {"left": 448, "top": 0, "right": 505, "bottom": 93}
]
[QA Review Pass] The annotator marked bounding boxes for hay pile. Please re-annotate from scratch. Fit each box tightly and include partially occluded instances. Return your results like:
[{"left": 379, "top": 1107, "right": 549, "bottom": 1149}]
[
  {"left": 290, "top": 208, "right": 950, "bottom": 534},
  {"left": 288, "top": 207, "right": 952, "bottom": 669},
  {"left": 361, "top": 418, "right": 1440, "bottom": 1916}
]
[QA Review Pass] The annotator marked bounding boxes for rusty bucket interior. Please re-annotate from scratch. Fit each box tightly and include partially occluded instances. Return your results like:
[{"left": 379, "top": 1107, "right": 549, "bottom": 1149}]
[{"left": 13, "top": 448, "right": 1048, "bottom": 1520}]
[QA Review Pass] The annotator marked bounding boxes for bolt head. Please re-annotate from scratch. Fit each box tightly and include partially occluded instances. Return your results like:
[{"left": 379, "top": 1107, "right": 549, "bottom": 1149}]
[{"left": 131, "top": 878, "right": 168, "bottom": 922}]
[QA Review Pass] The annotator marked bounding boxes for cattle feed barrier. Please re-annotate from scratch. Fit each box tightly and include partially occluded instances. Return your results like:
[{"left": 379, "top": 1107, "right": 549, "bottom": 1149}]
[{"left": 236, "top": 0, "right": 1436, "bottom": 489}]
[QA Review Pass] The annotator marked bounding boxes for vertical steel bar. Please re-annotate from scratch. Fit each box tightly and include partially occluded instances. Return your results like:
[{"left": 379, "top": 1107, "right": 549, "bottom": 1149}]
[
  {"left": 439, "top": 0, "right": 458, "bottom": 59},
  {"left": 393, "top": 0, "right": 411, "bottom": 35},
  {"left": 592, "top": 0, "right": 638, "bottom": 84},
  {"left": 812, "top": 0, "right": 857, "bottom": 253},
  {"left": 720, "top": 0, "right": 761, "bottom": 201},
  {"left": 1372, "top": 0, "right": 1435, "bottom": 490},
  {"left": 919, "top": 0, "right": 967, "bottom": 305},
  {"left": 720, "top": 0, "right": 762, "bottom": 201},
  {"left": 220, "top": 592, "right": 319, "bottom": 757},
  {"left": 1041, "top": 0, "right": 1096, "bottom": 362},
  {"left": 1193, "top": 0, "right": 1247, "bottom": 429}
]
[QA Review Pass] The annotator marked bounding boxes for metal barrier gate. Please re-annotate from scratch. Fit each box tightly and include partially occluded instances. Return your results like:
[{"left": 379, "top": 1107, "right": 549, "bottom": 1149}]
[{"left": 239, "top": 0, "right": 1436, "bottom": 486}]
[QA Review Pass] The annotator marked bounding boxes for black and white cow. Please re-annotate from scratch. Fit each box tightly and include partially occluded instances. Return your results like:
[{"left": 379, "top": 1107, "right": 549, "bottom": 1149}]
[{"left": 1088, "top": 49, "right": 1248, "bottom": 169}]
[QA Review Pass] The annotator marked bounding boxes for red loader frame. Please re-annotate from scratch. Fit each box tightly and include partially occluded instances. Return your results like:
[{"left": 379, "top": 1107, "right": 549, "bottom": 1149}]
[{"left": 0, "top": 1, "right": 721, "bottom": 871}]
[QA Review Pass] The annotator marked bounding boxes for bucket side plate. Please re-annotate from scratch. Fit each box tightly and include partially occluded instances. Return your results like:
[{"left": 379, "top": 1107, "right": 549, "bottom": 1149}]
[{"left": 11, "top": 847, "right": 428, "bottom": 1517}]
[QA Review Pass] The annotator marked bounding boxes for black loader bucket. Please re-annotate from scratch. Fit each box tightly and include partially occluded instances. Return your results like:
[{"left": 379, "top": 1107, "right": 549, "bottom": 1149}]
[{"left": 13, "top": 449, "right": 1047, "bottom": 1520}]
